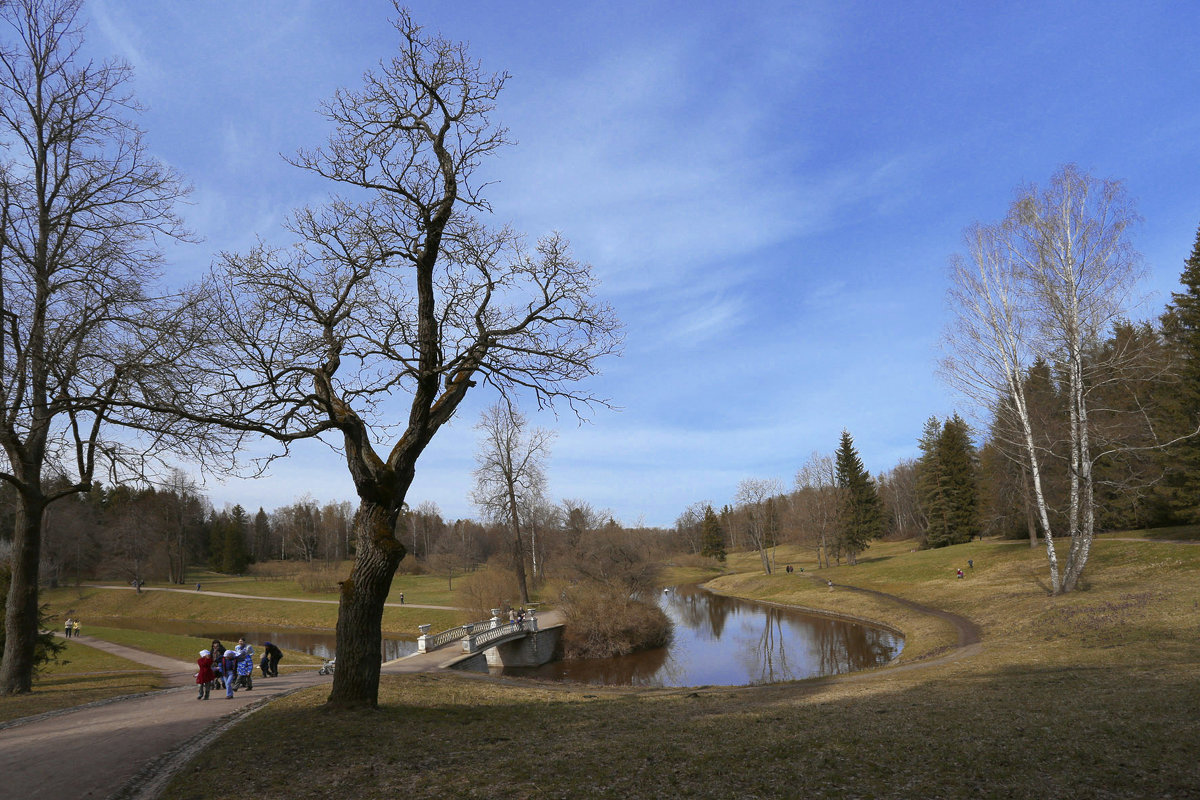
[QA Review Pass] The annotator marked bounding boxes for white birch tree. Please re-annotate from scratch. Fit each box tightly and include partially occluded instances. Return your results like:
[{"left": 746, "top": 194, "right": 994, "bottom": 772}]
[{"left": 944, "top": 165, "right": 1178, "bottom": 593}]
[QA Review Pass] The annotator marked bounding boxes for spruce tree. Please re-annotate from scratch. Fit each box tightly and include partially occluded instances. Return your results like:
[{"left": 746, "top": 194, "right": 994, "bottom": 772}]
[
  {"left": 834, "top": 430, "right": 883, "bottom": 563},
  {"left": 916, "top": 416, "right": 947, "bottom": 545},
  {"left": 937, "top": 414, "right": 980, "bottom": 545},
  {"left": 917, "top": 415, "right": 981, "bottom": 547},
  {"left": 1159, "top": 224, "right": 1200, "bottom": 521},
  {"left": 699, "top": 505, "right": 726, "bottom": 562},
  {"left": 210, "top": 506, "right": 250, "bottom": 574}
]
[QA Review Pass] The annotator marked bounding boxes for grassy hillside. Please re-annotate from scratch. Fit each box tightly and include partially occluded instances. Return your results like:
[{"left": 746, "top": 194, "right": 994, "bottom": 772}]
[{"left": 156, "top": 534, "right": 1200, "bottom": 799}]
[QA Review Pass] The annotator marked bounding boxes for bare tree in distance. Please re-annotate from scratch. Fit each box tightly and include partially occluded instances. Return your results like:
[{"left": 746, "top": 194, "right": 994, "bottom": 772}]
[
  {"left": 519, "top": 494, "right": 558, "bottom": 583},
  {"left": 943, "top": 164, "right": 1189, "bottom": 594},
  {"left": 472, "top": 402, "right": 554, "bottom": 605},
  {"left": 186, "top": 8, "right": 621, "bottom": 708},
  {"left": 673, "top": 501, "right": 710, "bottom": 554},
  {"left": 735, "top": 477, "right": 783, "bottom": 574},
  {"left": 0, "top": 0, "right": 206, "bottom": 694},
  {"left": 794, "top": 453, "right": 838, "bottom": 568}
]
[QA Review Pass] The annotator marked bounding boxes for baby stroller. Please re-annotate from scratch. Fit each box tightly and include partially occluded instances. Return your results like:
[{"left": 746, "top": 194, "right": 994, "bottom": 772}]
[{"left": 318, "top": 656, "right": 336, "bottom": 675}]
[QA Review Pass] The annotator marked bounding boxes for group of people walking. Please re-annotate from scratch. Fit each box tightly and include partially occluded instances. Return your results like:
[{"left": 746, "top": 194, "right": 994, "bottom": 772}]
[
  {"left": 62, "top": 617, "right": 80, "bottom": 637},
  {"left": 195, "top": 637, "right": 285, "bottom": 700}
]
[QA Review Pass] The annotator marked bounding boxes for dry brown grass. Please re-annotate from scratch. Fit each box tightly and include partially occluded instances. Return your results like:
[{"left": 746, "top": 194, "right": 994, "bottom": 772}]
[
  {"left": 295, "top": 564, "right": 341, "bottom": 594},
  {"left": 151, "top": 534, "right": 1200, "bottom": 798}
]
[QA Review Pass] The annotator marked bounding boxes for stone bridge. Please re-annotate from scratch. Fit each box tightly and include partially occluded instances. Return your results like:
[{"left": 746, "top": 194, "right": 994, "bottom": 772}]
[{"left": 417, "top": 608, "right": 562, "bottom": 668}]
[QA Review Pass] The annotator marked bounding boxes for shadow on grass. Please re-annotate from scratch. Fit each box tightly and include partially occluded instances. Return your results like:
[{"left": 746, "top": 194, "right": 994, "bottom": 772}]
[{"left": 158, "top": 662, "right": 1200, "bottom": 800}]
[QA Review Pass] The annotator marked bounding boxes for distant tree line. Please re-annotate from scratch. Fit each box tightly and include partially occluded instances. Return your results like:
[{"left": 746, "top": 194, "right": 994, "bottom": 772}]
[{"left": 676, "top": 219, "right": 1200, "bottom": 571}]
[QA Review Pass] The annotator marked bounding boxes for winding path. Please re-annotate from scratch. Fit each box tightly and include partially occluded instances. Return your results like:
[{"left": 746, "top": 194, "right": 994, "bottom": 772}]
[
  {"left": 819, "top": 579, "right": 983, "bottom": 674},
  {"left": 0, "top": 610, "right": 562, "bottom": 800},
  {"left": 0, "top": 579, "right": 967, "bottom": 800},
  {"left": 78, "top": 583, "right": 460, "bottom": 611}
]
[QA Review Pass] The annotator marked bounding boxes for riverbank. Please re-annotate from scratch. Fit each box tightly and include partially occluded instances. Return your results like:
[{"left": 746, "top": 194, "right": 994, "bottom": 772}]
[{"left": 151, "top": 534, "right": 1200, "bottom": 799}]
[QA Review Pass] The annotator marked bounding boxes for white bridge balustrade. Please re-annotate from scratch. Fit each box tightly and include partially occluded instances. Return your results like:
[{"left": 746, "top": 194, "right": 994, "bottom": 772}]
[
  {"left": 417, "top": 609, "right": 513, "bottom": 654},
  {"left": 461, "top": 616, "right": 538, "bottom": 654}
]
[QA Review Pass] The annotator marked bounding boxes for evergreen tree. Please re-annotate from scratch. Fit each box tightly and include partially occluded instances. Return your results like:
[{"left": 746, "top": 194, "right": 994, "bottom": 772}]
[
  {"left": 917, "top": 415, "right": 980, "bottom": 547},
  {"left": 253, "top": 507, "right": 272, "bottom": 562},
  {"left": 1159, "top": 224, "right": 1200, "bottom": 521},
  {"left": 210, "top": 506, "right": 250, "bottom": 574},
  {"left": 915, "top": 416, "right": 946, "bottom": 543},
  {"left": 699, "top": 505, "right": 726, "bottom": 562},
  {"left": 939, "top": 415, "right": 980, "bottom": 544},
  {"left": 834, "top": 430, "right": 883, "bottom": 564}
]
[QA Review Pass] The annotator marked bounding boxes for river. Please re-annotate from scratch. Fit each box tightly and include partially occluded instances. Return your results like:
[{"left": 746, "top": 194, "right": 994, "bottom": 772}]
[{"left": 498, "top": 584, "right": 903, "bottom": 687}]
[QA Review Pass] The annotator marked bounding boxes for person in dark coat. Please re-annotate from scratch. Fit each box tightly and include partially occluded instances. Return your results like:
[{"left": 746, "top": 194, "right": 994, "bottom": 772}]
[
  {"left": 262, "top": 641, "right": 284, "bottom": 677},
  {"left": 210, "top": 640, "right": 226, "bottom": 688}
]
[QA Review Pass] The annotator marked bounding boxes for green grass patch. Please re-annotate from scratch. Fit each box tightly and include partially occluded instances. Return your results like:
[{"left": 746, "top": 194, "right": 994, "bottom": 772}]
[
  {"left": 44, "top": 585, "right": 470, "bottom": 637},
  {"left": 81, "top": 625, "right": 325, "bottom": 668},
  {"left": 0, "top": 639, "right": 162, "bottom": 724}
]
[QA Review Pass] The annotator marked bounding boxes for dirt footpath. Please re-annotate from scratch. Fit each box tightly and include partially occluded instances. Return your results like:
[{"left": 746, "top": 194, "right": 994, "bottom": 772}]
[
  {"left": 0, "top": 617, "right": 559, "bottom": 800},
  {"left": 0, "top": 638, "right": 331, "bottom": 800}
]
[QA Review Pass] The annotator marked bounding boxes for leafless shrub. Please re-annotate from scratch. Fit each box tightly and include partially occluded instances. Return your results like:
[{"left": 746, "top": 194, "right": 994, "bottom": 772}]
[
  {"left": 559, "top": 580, "right": 672, "bottom": 659},
  {"left": 459, "top": 565, "right": 519, "bottom": 619}
]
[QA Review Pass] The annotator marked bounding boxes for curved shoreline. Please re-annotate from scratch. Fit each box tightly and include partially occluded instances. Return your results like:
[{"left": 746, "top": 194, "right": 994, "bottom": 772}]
[
  {"left": 6, "top": 578, "right": 981, "bottom": 799},
  {"left": 700, "top": 575, "right": 982, "bottom": 674}
]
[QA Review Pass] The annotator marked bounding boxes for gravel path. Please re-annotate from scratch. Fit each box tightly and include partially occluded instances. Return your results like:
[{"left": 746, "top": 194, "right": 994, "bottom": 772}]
[{"left": 0, "top": 611, "right": 563, "bottom": 800}]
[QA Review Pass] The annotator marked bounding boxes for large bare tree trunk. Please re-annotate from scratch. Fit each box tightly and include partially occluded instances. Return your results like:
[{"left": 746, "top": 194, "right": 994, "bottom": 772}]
[
  {"left": 1, "top": 501, "right": 45, "bottom": 694},
  {"left": 326, "top": 501, "right": 405, "bottom": 710}
]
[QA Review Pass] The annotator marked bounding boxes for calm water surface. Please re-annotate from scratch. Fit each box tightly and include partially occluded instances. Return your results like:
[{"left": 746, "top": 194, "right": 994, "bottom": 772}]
[
  {"left": 93, "top": 617, "right": 416, "bottom": 661},
  {"left": 501, "top": 584, "right": 903, "bottom": 687}
]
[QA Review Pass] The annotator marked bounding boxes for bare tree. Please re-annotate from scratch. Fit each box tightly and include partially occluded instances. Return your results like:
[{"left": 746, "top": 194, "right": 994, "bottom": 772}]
[
  {"left": 734, "top": 477, "right": 783, "bottom": 574},
  {"left": 187, "top": 9, "right": 620, "bottom": 708},
  {"left": 793, "top": 452, "right": 838, "bottom": 568},
  {"left": 944, "top": 165, "right": 1185, "bottom": 593},
  {"left": 153, "top": 469, "right": 206, "bottom": 584},
  {"left": 406, "top": 500, "right": 444, "bottom": 563},
  {"left": 0, "top": 0, "right": 201, "bottom": 693},
  {"left": 673, "top": 501, "right": 708, "bottom": 554},
  {"left": 472, "top": 402, "right": 553, "bottom": 604},
  {"left": 561, "top": 498, "right": 604, "bottom": 549},
  {"left": 273, "top": 497, "right": 321, "bottom": 562},
  {"left": 519, "top": 494, "right": 558, "bottom": 583}
]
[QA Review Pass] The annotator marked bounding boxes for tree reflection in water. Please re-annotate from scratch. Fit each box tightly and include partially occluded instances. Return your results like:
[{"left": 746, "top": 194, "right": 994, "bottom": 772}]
[{"left": 501, "top": 585, "right": 902, "bottom": 687}]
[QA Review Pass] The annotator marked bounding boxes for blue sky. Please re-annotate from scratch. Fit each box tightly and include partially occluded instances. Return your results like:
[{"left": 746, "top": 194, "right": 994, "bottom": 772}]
[{"left": 83, "top": 1, "right": 1200, "bottom": 527}]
